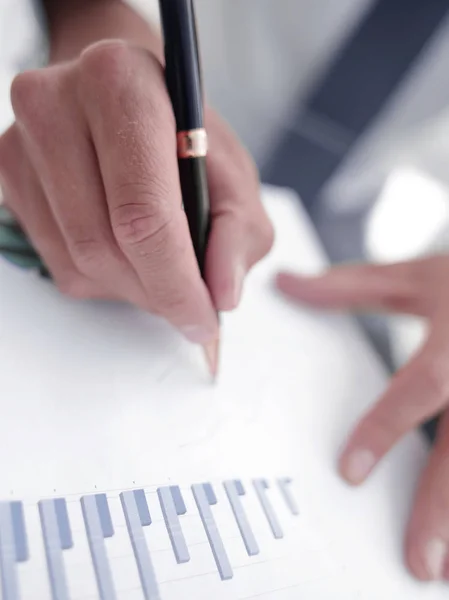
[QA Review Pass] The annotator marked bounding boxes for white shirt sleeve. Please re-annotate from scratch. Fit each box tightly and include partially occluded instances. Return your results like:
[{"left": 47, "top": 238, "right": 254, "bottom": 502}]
[{"left": 0, "top": 0, "right": 45, "bottom": 132}]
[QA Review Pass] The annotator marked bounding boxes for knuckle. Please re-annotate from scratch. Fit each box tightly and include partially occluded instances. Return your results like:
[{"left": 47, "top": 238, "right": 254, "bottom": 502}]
[
  {"left": 10, "top": 69, "right": 56, "bottom": 124},
  {"left": 241, "top": 151, "right": 259, "bottom": 182},
  {"left": 10, "top": 71, "right": 40, "bottom": 116},
  {"left": 147, "top": 269, "right": 191, "bottom": 317},
  {"left": 134, "top": 234, "right": 193, "bottom": 317},
  {"left": 418, "top": 359, "right": 449, "bottom": 401},
  {"left": 69, "top": 235, "right": 112, "bottom": 274},
  {"left": 0, "top": 126, "right": 21, "bottom": 180},
  {"left": 432, "top": 490, "right": 449, "bottom": 528},
  {"left": 153, "top": 287, "right": 187, "bottom": 317},
  {"left": 111, "top": 197, "right": 173, "bottom": 248},
  {"left": 251, "top": 208, "right": 275, "bottom": 257},
  {"left": 79, "top": 40, "right": 134, "bottom": 91},
  {"left": 433, "top": 461, "right": 449, "bottom": 513},
  {"left": 241, "top": 204, "right": 274, "bottom": 263},
  {"left": 0, "top": 136, "right": 7, "bottom": 172},
  {"left": 214, "top": 130, "right": 260, "bottom": 191},
  {"left": 364, "top": 409, "right": 402, "bottom": 445},
  {"left": 359, "top": 391, "right": 420, "bottom": 449},
  {"left": 79, "top": 40, "right": 171, "bottom": 128},
  {"left": 232, "top": 153, "right": 259, "bottom": 200}
]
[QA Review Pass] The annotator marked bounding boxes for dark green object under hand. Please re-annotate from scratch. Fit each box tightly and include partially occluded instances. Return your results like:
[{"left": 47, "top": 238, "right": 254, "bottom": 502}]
[{"left": 0, "top": 206, "right": 50, "bottom": 278}]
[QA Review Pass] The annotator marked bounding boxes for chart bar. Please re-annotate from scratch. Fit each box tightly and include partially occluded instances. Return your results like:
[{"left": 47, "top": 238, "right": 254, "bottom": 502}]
[
  {"left": 253, "top": 479, "right": 283, "bottom": 539},
  {"left": 223, "top": 480, "right": 259, "bottom": 556},
  {"left": 38, "top": 498, "right": 71, "bottom": 600},
  {"left": 120, "top": 490, "right": 160, "bottom": 600},
  {"left": 277, "top": 478, "right": 299, "bottom": 516},
  {"left": 0, "top": 501, "right": 28, "bottom": 600},
  {"left": 157, "top": 486, "right": 190, "bottom": 564},
  {"left": 81, "top": 494, "right": 117, "bottom": 600},
  {"left": 191, "top": 483, "right": 233, "bottom": 581},
  {"left": 10, "top": 502, "right": 28, "bottom": 562},
  {"left": 133, "top": 489, "right": 152, "bottom": 527},
  {"left": 54, "top": 499, "right": 73, "bottom": 550},
  {"left": 95, "top": 494, "right": 115, "bottom": 538},
  {"left": 0, "top": 476, "right": 296, "bottom": 598}
]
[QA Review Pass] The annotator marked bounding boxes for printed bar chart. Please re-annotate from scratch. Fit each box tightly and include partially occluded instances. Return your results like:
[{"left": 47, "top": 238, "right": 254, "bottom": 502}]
[{"left": 0, "top": 477, "right": 297, "bottom": 599}]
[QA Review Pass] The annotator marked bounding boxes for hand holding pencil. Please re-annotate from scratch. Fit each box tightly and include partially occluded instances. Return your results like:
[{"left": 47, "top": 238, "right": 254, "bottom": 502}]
[{"left": 0, "top": 0, "right": 273, "bottom": 376}]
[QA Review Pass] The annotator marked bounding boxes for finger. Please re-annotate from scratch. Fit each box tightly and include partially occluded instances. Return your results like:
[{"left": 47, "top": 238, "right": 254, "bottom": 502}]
[
  {"left": 276, "top": 260, "right": 434, "bottom": 316},
  {"left": 339, "top": 325, "right": 449, "bottom": 486},
  {"left": 0, "top": 126, "right": 103, "bottom": 297},
  {"left": 10, "top": 64, "right": 144, "bottom": 307},
  {"left": 79, "top": 41, "right": 218, "bottom": 341},
  {"left": 405, "top": 410, "right": 449, "bottom": 581},
  {"left": 205, "top": 111, "right": 274, "bottom": 311}
]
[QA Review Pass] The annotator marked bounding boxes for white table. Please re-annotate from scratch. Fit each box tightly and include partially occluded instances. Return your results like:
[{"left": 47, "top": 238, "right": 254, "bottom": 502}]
[{"left": 0, "top": 186, "right": 444, "bottom": 599}]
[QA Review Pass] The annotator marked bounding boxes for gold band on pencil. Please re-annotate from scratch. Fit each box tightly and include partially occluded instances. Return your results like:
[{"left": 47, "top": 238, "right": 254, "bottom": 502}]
[{"left": 177, "top": 128, "right": 208, "bottom": 158}]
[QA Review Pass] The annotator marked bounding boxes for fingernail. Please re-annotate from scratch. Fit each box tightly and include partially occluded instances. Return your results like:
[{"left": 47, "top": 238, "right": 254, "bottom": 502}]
[
  {"left": 425, "top": 538, "right": 446, "bottom": 580},
  {"left": 343, "top": 449, "right": 376, "bottom": 485},
  {"left": 203, "top": 338, "right": 220, "bottom": 380},
  {"left": 219, "top": 262, "right": 246, "bottom": 311},
  {"left": 232, "top": 262, "right": 246, "bottom": 307},
  {"left": 180, "top": 324, "right": 216, "bottom": 344}
]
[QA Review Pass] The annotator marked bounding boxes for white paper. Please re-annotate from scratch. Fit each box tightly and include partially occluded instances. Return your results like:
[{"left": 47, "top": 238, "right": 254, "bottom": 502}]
[{"left": 0, "top": 186, "right": 445, "bottom": 599}]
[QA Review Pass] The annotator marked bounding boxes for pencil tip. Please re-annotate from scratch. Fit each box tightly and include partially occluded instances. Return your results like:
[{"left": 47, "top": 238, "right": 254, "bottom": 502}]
[{"left": 203, "top": 338, "right": 220, "bottom": 381}]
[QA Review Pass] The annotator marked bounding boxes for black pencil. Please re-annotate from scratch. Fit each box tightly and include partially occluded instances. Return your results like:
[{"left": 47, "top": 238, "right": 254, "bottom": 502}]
[{"left": 158, "top": 0, "right": 219, "bottom": 378}]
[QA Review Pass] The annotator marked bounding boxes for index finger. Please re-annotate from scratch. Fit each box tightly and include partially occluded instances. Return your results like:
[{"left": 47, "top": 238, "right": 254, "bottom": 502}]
[
  {"left": 339, "top": 326, "right": 449, "bottom": 486},
  {"left": 276, "top": 260, "right": 433, "bottom": 317},
  {"left": 79, "top": 41, "right": 218, "bottom": 342},
  {"left": 406, "top": 410, "right": 449, "bottom": 581}
]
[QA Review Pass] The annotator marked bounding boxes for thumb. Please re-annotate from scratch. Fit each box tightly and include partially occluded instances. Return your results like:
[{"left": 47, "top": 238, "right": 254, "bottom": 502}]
[{"left": 204, "top": 111, "right": 274, "bottom": 312}]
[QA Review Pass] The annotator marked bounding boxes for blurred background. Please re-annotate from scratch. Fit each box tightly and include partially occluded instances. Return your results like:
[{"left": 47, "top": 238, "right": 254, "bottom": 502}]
[{"left": 3, "top": 0, "right": 449, "bottom": 405}]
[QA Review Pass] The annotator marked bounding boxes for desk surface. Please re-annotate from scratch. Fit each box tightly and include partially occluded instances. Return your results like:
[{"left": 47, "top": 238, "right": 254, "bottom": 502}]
[{"left": 0, "top": 186, "right": 445, "bottom": 599}]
